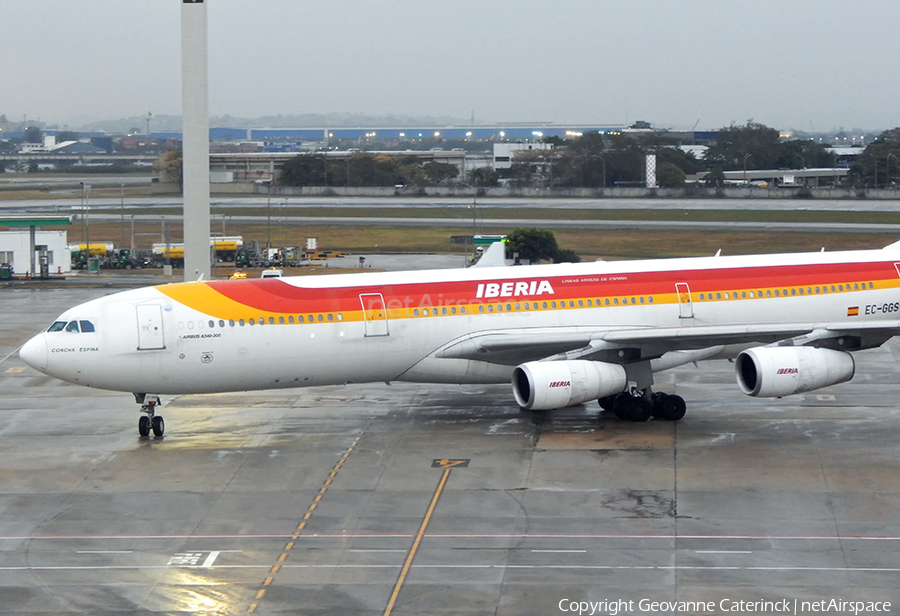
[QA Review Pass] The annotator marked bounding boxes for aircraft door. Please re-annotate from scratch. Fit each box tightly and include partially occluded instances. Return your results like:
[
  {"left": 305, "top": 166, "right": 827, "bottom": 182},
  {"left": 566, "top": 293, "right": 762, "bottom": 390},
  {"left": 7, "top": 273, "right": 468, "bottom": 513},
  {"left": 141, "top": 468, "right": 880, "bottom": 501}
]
[
  {"left": 136, "top": 304, "right": 166, "bottom": 350},
  {"left": 359, "top": 293, "right": 389, "bottom": 337},
  {"left": 675, "top": 283, "right": 693, "bottom": 319}
]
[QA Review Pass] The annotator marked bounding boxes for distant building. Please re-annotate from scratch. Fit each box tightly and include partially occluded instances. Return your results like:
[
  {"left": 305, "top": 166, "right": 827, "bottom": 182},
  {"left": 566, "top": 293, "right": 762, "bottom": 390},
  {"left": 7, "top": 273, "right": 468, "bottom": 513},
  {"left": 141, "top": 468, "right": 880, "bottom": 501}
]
[
  {"left": 0, "top": 230, "right": 71, "bottom": 275},
  {"left": 493, "top": 143, "right": 554, "bottom": 170}
]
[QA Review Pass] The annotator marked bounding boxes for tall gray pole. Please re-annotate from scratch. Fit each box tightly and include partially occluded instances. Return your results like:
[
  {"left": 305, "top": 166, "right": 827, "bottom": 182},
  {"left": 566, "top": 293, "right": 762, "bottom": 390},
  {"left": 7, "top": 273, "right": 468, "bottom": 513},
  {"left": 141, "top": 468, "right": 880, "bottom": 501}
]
[{"left": 181, "top": 0, "right": 211, "bottom": 281}]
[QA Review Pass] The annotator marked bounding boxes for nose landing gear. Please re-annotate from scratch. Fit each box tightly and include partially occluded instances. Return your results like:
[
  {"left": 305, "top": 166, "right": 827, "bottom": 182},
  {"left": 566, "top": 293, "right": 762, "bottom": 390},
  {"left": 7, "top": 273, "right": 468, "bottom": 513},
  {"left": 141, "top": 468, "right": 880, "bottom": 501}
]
[{"left": 135, "top": 394, "right": 165, "bottom": 437}]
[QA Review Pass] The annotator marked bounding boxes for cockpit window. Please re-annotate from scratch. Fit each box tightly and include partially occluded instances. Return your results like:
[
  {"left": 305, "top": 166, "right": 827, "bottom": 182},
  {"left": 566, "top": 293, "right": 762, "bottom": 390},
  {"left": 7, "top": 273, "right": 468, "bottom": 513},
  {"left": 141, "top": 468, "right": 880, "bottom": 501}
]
[
  {"left": 65, "top": 321, "right": 81, "bottom": 333},
  {"left": 79, "top": 320, "right": 95, "bottom": 333},
  {"left": 48, "top": 321, "right": 67, "bottom": 332}
]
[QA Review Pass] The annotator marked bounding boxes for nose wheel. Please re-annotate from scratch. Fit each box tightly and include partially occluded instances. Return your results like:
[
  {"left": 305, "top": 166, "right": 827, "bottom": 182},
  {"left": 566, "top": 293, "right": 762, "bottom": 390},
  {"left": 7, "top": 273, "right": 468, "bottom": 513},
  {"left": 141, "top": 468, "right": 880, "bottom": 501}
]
[{"left": 136, "top": 394, "right": 165, "bottom": 437}]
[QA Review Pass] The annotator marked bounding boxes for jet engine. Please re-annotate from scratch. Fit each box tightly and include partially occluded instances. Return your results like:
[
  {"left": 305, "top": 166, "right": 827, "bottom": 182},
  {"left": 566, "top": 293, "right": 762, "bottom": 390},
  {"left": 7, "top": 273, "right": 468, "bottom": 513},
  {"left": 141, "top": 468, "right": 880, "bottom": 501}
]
[
  {"left": 512, "top": 360, "right": 627, "bottom": 411},
  {"left": 735, "top": 346, "right": 855, "bottom": 398}
]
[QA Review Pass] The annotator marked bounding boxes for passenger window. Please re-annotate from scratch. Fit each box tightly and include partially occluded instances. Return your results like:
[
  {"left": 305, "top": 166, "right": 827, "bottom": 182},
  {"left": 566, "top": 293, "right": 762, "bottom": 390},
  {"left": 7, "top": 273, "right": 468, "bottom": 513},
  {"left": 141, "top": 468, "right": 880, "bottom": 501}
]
[
  {"left": 317, "top": 314, "right": 324, "bottom": 322},
  {"left": 460, "top": 307, "right": 466, "bottom": 314},
  {"left": 79, "top": 320, "right": 95, "bottom": 333},
  {"left": 328, "top": 314, "right": 334, "bottom": 322},
  {"left": 288, "top": 316, "right": 294, "bottom": 324},
  {"left": 65, "top": 321, "right": 80, "bottom": 333}
]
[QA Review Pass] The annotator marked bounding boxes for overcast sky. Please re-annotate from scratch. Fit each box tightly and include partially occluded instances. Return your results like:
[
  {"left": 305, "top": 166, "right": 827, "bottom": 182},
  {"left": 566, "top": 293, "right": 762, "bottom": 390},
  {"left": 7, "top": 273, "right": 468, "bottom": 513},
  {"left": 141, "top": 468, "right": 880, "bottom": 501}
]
[{"left": 4, "top": 0, "right": 898, "bottom": 131}]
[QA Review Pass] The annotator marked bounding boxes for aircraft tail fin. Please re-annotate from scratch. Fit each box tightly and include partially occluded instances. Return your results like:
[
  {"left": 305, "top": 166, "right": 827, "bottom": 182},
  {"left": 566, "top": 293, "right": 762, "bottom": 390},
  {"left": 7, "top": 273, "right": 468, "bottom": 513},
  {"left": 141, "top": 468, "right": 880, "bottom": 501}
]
[{"left": 471, "top": 241, "right": 507, "bottom": 268}]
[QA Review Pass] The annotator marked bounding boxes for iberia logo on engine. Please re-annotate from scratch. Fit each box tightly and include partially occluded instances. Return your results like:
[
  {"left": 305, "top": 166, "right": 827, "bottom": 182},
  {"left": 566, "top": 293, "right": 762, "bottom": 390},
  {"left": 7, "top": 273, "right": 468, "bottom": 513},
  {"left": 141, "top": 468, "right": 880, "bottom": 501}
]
[
  {"left": 776, "top": 368, "right": 799, "bottom": 375},
  {"left": 549, "top": 381, "right": 571, "bottom": 388}
]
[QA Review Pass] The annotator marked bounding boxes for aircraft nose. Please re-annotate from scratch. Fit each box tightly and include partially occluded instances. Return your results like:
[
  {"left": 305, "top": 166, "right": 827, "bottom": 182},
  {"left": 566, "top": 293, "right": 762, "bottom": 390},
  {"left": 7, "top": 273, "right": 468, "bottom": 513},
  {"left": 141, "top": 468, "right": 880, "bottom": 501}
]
[{"left": 20, "top": 334, "right": 48, "bottom": 373}]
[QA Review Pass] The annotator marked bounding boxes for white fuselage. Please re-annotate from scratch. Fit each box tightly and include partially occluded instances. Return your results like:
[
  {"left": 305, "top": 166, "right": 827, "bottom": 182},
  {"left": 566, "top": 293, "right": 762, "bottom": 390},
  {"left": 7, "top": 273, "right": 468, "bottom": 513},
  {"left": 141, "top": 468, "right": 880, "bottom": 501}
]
[{"left": 19, "top": 248, "right": 900, "bottom": 397}]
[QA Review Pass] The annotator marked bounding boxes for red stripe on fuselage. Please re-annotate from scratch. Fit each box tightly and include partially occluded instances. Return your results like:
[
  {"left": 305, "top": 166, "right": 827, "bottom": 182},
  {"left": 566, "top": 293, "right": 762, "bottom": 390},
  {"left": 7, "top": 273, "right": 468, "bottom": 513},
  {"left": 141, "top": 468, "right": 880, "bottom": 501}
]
[{"left": 205, "top": 261, "right": 898, "bottom": 314}]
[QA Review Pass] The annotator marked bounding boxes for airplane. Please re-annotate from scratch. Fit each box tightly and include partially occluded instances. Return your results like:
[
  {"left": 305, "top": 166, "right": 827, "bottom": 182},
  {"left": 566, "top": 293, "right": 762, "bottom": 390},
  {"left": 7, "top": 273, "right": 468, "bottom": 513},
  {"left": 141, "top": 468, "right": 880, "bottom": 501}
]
[{"left": 18, "top": 239, "right": 900, "bottom": 437}]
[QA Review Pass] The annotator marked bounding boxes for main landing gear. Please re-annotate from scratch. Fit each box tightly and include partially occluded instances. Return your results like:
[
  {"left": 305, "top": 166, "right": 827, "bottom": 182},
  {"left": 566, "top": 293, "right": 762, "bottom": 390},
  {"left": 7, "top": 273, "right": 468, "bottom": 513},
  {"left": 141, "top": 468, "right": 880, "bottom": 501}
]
[
  {"left": 135, "top": 394, "right": 165, "bottom": 437},
  {"left": 598, "top": 391, "right": 687, "bottom": 422}
]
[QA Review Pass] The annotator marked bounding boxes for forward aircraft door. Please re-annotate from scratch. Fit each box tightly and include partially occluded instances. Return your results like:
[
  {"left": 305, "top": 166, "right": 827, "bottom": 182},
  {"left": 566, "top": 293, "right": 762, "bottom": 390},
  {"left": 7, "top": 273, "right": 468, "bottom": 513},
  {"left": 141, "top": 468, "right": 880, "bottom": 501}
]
[
  {"left": 676, "top": 283, "right": 693, "bottom": 319},
  {"left": 359, "top": 293, "right": 389, "bottom": 337},
  {"left": 136, "top": 304, "right": 166, "bottom": 350}
]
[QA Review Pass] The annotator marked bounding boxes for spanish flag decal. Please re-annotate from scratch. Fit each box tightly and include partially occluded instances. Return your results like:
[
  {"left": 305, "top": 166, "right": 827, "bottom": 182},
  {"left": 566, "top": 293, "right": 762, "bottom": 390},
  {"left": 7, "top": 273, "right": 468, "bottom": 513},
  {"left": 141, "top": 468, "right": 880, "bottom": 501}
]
[{"left": 847, "top": 306, "right": 860, "bottom": 317}]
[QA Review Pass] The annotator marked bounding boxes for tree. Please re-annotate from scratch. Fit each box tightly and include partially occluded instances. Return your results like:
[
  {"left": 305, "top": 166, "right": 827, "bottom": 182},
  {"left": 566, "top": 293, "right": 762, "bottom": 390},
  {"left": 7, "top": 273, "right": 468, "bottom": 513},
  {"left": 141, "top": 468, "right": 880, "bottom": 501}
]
[
  {"left": 154, "top": 150, "right": 183, "bottom": 187},
  {"left": 848, "top": 127, "right": 900, "bottom": 187},
  {"left": 505, "top": 228, "right": 560, "bottom": 263},
  {"left": 422, "top": 161, "right": 458, "bottom": 184},
  {"left": 656, "top": 161, "right": 686, "bottom": 188},
  {"left": 704, "top": 121, "right": 781, "bottom": 171},
  {"left": 280, "top": 154, "right": 327, "bottom": 187},
  {"left": 467, "top": 166, "right": 499, "bottom": 187},
  {"left": 24, "top": 126, "right": 43, "bottom": 144},
  {"left": 554, "top": 248, "right": 581, "bottom": 263}
]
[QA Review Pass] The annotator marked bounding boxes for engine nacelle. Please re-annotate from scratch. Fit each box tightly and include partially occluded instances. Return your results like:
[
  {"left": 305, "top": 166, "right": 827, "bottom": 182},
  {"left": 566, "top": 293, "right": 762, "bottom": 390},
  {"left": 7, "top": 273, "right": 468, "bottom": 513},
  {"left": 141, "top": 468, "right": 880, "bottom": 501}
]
[
  {"left": 512, "top": 360, "right": 627, "bottom": 410},
  {"left": 735, "top": 346, "right": 855, "bottom": 398}
]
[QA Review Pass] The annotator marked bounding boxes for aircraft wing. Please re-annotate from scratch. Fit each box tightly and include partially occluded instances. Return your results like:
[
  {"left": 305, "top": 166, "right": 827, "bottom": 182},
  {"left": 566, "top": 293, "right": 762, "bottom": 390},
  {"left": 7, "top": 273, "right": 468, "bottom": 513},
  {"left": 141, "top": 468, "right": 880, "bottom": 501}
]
[{"left": 434, "top": 321, "right": 900, "bottom": 366}]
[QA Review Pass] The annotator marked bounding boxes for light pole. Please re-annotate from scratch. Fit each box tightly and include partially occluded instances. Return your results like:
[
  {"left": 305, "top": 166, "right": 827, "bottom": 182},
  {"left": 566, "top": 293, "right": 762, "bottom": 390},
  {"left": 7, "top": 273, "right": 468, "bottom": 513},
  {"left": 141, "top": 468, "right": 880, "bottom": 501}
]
[
  {"left": 887, "top": 153, "right": 896, "bottom": 188},
  {"left": 120, "top": 183, "right": 125, "bottom": 248},
  {"left": 593, "top": 154, "right": 606, "bottom": 188},
  {"left": 266, "top": 180, "right": 272, "bottom": 252},
  {"left": 743, "top": 153, "right": 752, "bottom": 184}
]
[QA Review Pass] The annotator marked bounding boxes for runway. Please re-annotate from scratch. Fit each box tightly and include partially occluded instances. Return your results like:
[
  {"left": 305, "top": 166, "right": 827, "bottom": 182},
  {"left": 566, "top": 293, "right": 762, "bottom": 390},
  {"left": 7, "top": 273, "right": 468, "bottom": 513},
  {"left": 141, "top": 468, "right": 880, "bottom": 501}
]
[{"left": 2, "top": 286, "right": 900, "bottom": 615}]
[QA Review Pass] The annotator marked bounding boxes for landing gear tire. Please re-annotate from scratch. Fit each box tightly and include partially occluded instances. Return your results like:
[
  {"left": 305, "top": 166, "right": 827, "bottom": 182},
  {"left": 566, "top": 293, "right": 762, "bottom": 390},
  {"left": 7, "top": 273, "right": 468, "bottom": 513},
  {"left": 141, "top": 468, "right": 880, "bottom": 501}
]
[
  {"left": 626, "top": 397, "right": 652, "bottom": 422},
  {"left": 612, "top": 393, "right": 633, "bottom": 420},
  {"left": 659, "top": 394, "right": 686, "bottom": 421},
  {"left": 598, "top": 395, "right": 616, "bottom": 412},
  {"left": 152, "top": 416, "right": 165, "bottom": 437},
  {"left": 135, "top": 394, "right": 164, "bottom": 437},
  {"left": 613, "top": 394, "right": 651, "bottom": 422},
  {"left": 650, "top": 393, "right": 687, "bottom": 421}
]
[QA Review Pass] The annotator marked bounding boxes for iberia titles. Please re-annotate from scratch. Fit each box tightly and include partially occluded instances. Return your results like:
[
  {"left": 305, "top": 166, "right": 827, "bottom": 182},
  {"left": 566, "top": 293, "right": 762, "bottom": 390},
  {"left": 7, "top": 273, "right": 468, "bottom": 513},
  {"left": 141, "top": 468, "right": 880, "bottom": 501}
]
[{"left": 475, "top": 280, "right": 555, "bottom": 299}]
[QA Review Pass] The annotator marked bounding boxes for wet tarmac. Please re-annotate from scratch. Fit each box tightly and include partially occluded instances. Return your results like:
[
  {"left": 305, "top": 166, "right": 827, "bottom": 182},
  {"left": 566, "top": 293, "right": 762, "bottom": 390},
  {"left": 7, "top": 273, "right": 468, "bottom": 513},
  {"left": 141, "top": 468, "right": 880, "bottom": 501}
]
[{"left": 2, "top": 286, "right": 900, "bottom": 615}]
